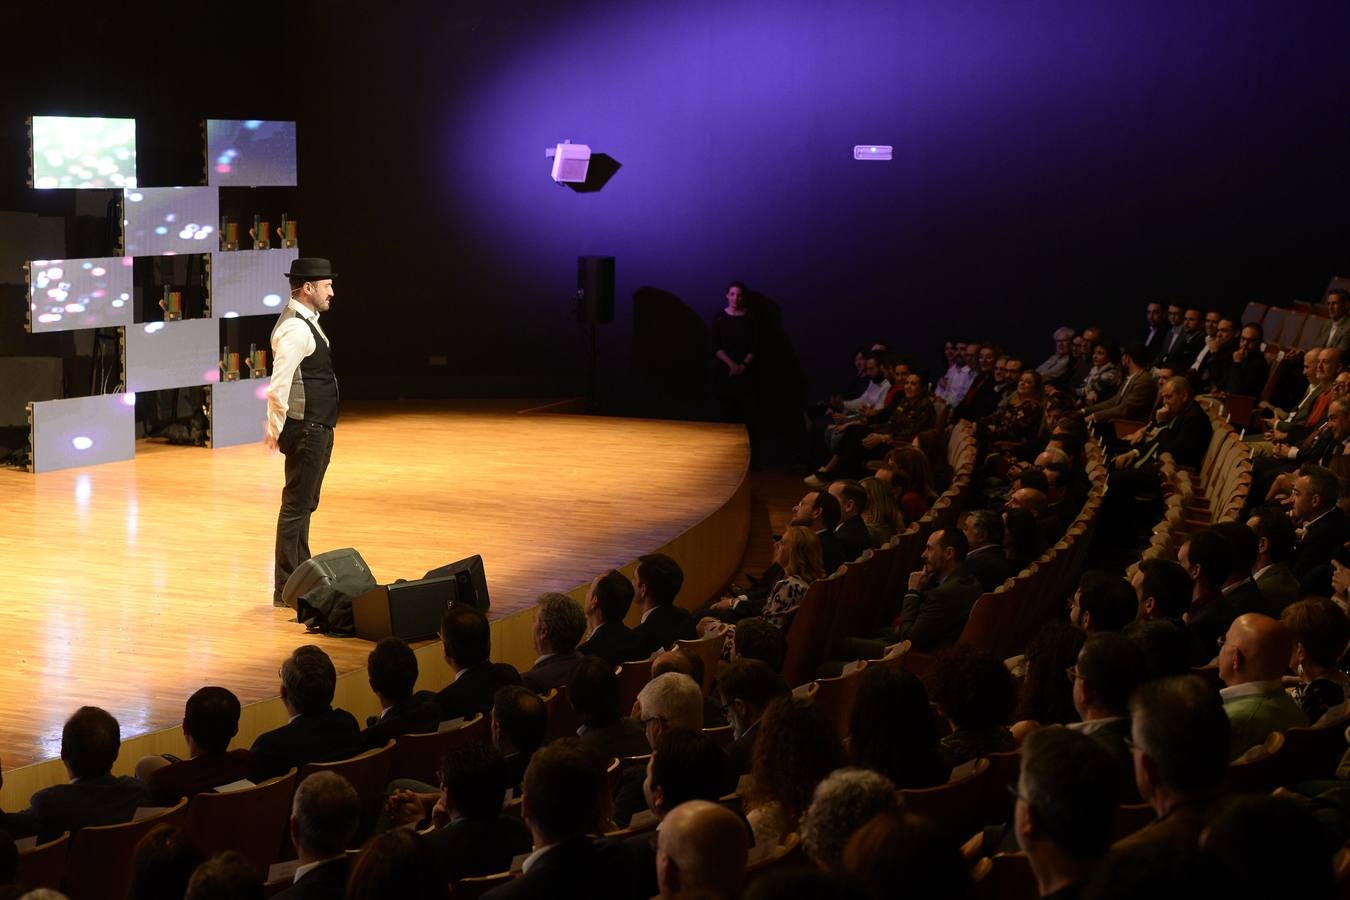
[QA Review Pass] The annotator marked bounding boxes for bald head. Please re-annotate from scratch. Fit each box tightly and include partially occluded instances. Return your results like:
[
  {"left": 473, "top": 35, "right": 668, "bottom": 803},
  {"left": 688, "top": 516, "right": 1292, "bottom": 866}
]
[
  {"left": 1303, "top": 348, "right": 1322, "bottom": 380},
  {"left": 1319, "top": 348, "right": 1344, "bottom": 385},
  {"left": 656, "top": 800, "right": 749, "bottom": 899},
  {"left": 1219, "top": 614, "right": 1294, "bottom": 687},
  {"left": 1009, "top": 488, "right": 1048, "bottom": 517}
]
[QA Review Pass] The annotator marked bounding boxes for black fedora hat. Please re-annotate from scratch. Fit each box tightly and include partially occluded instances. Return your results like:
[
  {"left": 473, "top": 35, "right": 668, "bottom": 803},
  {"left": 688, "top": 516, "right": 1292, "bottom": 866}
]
[{"left": 285, "top": 257, "right": 337, "bottom": 280}]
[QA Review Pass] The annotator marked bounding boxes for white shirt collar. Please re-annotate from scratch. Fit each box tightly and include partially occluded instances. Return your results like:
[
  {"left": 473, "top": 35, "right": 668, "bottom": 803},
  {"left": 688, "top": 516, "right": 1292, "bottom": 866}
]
[
  {"left": 1252, "top": 564, "right": 1275, "bottom": 580},
  {"left": 288, "top": 298, "right": 320, "bottom": 322},
  {"left": 640, "top": 607, "right": 656, "bottom": 624},
  {"left": 1303, "top": 508, "right": 1335, "bottom": 532},
  {"left": 1219, "top": 679, "right": 1285, "bottom": 702},
  {"left": 293, "top": 855, "right": 345, "bottom": 883},
  {"left": 521, "top": 843, "right": 557, "bottom": 873}
]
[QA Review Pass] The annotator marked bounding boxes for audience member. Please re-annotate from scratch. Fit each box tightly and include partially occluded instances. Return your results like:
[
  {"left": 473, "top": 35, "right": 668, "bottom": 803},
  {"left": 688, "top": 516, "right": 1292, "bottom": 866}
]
[
  {"left": 128, "top": 824, "right": 203, "bottom": 900},
  {"left": 0, "top": 706, "right": 152, "bottom": 842},
  {"left": 1003, "top": 507, "right": 1047, "bottom": 572},
  {"left": 801, "top": 769, "right": 899, "bottom": 874},
  {"left": 897, "top": 528, "right": 983, "bottom": 651},
  {"left": 651, "top": 647, "right": 726, "bottom": 728},
  {"left": 481, "top": 740, "right": 629, "bottom": 900},
  {"left": 1069, "top": 571, "right": 1138, "bottom": 634},
  {"left": 1247, "top": 506, "right": 1301, "bottom": 613},
  {"left": 860, "top": 476, "right": 902, "bottom": 543},
  {"left": 615, "top": 673, "right": 704, "bottom": 826},
  {"left": 1085, "top": 342, "right": 1156, "bottom": 423},
  {"left": 360, "top": 638, "right": 439, "bottom": 749},
  {"left": 1141, "top": 303, "right": 1166, "bottom": 363},
  {"left": 1121, "top": 618, "right": 1193, "bottom": 682},
  {"left": 731, "top": 617, "right": 787, "bottom": 672},
  {"left": 569, "top": 656, "right": 650, "bottom": 760},
  {"left": 345, "top": 829, "right": 442, "bottom": 900},
  {"left": 275, "top": 771, "right": 359, "bottom": 900},
  {"left": 716, "top": 659, "right": 790, "bottom": 785},
  {"left": 1200, "top": 794, "right": 1339, "bottom": 900},
  {"left": 1012, "top": 623, "right": 1086, "bottom": 742},
  {"left": 1015, "top": 727, "right": 1121, "bottom": 900},
  {"left": 878, "top": 444, "right": 939, "bottom": 521},
  {"left": 250, "top": 646, "right": 362, "bottom": 783},
  {"left": 1290, "top": 464, "right": 1347, "bottom": 596},
  {"left": 961, "top": 509, "right": 1010, "bottom": 592},
  {"left": 745, "top": 696, "right": 845, "bottom": 848},
  {"left": 419, "top": 743, "right": 531, "bottom": 883},
  {"left": 1177, "top": 530, "right": 1237, "bottom": 664},
  {"left": 1084, "top": 841, "right": 1216, "bottom": 900},
  {"left": 632, "top": 554, "right": 697, "bottom": 654},
  {"left": 1070, "top": 633, "right": 1147, "bottom": 799},
  {"left": 1116, "top": 675, "right": 1229, "bottom": 851},
  {"left": 1217, "top": 613, "right": 1306, "bottom": 759},
  {"left": 828, "top": 480, "right": 872, "bottom": 561},
  {"left": 654, "top": 801, "right": 748, "bottom": 900},
  {"left": 521, "top": 592, "right": 586, "bottom": 694},
  {"left": 492, "top": 686, "right": 548, "bottom": 793},
  {"left": 1036, "top": 327, "right": 1077, "bottom": 388},
  {"left": 138, "top": 686, "right": 253, "bottom": 806},
  {"left": 709, "top": 525, "right": 822, "bottom": 631},
  {"left": 1131, "top": 559, "right": 1192, "bottom": 624},
  {"left": 577, "top": 570, "right": 645, "bottom": 666},
  {"left": 842, "top": 811, "right": 976, "bottom": 900},
  {"left": 434, "top": 603, "right": 523, "bottom": 722},
  {"left": 1159, "top": 308, "right": 1204, "bottom": 371},
  {"left": 184, "top": 851, "right": 262, "bottom": 900},
  {"left": 1281, "top": 598, "right": 1350, "bottom": 723},
  {"left": 932, "top": 648, "right": 1017, "bottom": 770},
  {"left": 785, "top": 491, "right": 845, "bottom": 574},
  {"left": 847, "top": 666, "right": 946, "bottom": 789}
]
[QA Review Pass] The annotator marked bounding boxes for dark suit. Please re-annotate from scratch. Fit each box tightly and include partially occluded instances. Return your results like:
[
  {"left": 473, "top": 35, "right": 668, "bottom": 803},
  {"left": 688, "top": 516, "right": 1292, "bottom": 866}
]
[
  {"left": 817, "top": 528, "right": 846, "bottom": 574},
  {"left": 579, "top": 718, "right": 650, "bottom": 761},
  {"left": 1185, "top": 595, "right": 1235, "bottom": 665},
  {"left": 251, "top": 708, "right": 364, "bottom": 783},
  {"left": 578, "top": 622, "right": 647, "bottom": 667},
  {"left": 1143, "top": 326, "right": 1165, "bottom": 365},
  {"left": 613, "top": 764, "right": 649, "bottom": 827},
  {"left": 1223, "top": 578, "right": 1275, "bottom": 619},
  {"left": 634, "top": 606, "right": 697, "bottom": 656},
  {"left": 1274, "top": 383, "right": 1326, "bottom": 444},
  {"left": 834, "top": 516, "right": 871, "bottom": 564},
  {"left": 954, "top": 373, "right": 998, "bottom": 422},
  {"left": 273, "top": 856, "right": 350, "bottom": 900},
  {"left": 0, "top": 775, "right": 154, "bottom": 843},
  {"left": 1140, "top": 400, "right": 1213, "bottom": 470},
  {"left": 1085, "top": 370, "right": 1157, "bottom": 422},
  {"left": 521, "top": 652, "right": 583, "bottom": 695},
  {"left": 724, "top": 720, "right": 760, "bottom": 789},
  {"left": 480, "top": 836, "right": 635, "bottom": 900},
  {"left": 1161, "top": 329, "right": 1205, "bottom": 371},
  {"left": 1255, "top": 563, "right": 1301, "bottom": 614},
  {"left": 435, "top": 662, "right": 523, "bottom": 722},
  {"left": 362, "top": 691, "right": 441, "bottom": 749},
  {"left": 898, "top": 568, "right": 984, "bottom": 652},
  {"left": 146, "top": 749, "right": 255, "bottom": 806},
  {"left": 1216, "top": 350, "right": 1269, "bottom": 398},
  {"left": 1294, "top": 507, "right": 1348, "bottom": 597},
  {"left": 421, "top": 814, "right": 532, "bottom": 883},
  {"left": 604, "top": 831, "right": 658, "bottom": 900},
  {"left": 964, "top": 544, "right": 1010, "bottom": 593}
]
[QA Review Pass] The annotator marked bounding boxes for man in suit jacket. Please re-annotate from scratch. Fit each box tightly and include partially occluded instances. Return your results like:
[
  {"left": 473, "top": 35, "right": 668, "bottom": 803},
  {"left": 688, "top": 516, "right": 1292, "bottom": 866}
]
[
  {"left": 492, "top": 687, "right": 549, "bottom": 794},
  {"left": 1159, "top": 308, "right": 1205, "bottom": 371},
  {"left": 632, "top": 554, "right": 698, "bottom": 655},
  {"left": 1248, "top": 508, "right": 1301, "bottom": 614},
  {"left": 361, "top": 637, "right": 440, "bottom": 749},
  {"left": 656, "top": 801, "right": 750, "bottom": 900},
  {"left": 1115, "top": 376, "right": 1212, "bottom": 473},
  {"left": 521, "top": 593, "right": 586, "bottom": 694},
  {"left": 614, "top": 674, "right": 704, "bottom": 827},
  {"left": 1318, "top": 289, "right": 1350, "bottom": 355},
  {"left": 715, "top": 659, "right": 789, "bottom": 788},
  {"left": 252, "top": 646, "right": 365, "bottom": 783},
  {"left": 1086, "top": 343, "right": 1157, "bottom": 423},
  {"left": 899, "top": 528, "right": 984, "bottom": 652},
  {"left": 0, "top": 706, "right": 152, "bottom": 843},
  {"left": 1068, "top": 634, "right": 1147, "bottom": 803},
  {"left": 1178, "top": 531, "right": 1237, "bottom": 665},
  {"left": 482, "top": 741, "right": 637, "bottom": 900},
  {"left": 578, "top": 570, "right": 646, "bottom": 666},
  {"left": 1218, "top": 614, "right": 1307, "bottom": 760},
  {"left": 1291, "top": 466, "right": 1348, "bottom": 597},
  {"left": 1262, "top": 348, "right": 1324, "bottom": 444},
  {"left": 274, "top": 771, "right": 359, "bottom": 900},
  {"left": 828, "top": 480, "right": 873, "bottom": 562},
  {"left": 961, "top": 509, "right": 1010, "bottom": 593},
  {"left": 140, "top": 686, "right": 255, "bottom": 806},
  {"left": 1214, "top": 323, "right": 1270, "bottom": 398},
  {"left": 1142, "top": 303, "right": 1168, "bottom": 365},
  {"left": 435, "top": 604, "right": 523, "bottom": 722}
]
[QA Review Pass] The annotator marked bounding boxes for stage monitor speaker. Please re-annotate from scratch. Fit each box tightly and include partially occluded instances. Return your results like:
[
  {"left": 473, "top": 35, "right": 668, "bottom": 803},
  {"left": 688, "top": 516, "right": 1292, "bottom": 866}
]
[
  {"left": 423, "top": 554, "right": 491, "bottom": 613},
  {"left": 577, "top": 255, "right": 614, "bottom": 325},
  {"left": 352, "top": 576, "right": 457, "bottom": 642},
  {"left": 281, "top": 547, "right": 374, "bottom": 610}
]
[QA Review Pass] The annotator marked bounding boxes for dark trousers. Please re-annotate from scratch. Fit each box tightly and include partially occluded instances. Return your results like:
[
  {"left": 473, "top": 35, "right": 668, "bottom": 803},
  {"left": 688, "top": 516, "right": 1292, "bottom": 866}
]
[{"left": 274, "top": 419, "right": 335, "bottom": 600}]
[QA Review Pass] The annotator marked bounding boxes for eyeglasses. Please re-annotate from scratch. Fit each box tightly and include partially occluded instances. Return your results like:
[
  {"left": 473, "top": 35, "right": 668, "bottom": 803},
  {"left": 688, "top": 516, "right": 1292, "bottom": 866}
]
[
  {"left": 1065, "top": 665, "right": 1079, "bottom": 684},
  {"left": 1216, "top": 634, "right": 1226, "bottom": 648}
]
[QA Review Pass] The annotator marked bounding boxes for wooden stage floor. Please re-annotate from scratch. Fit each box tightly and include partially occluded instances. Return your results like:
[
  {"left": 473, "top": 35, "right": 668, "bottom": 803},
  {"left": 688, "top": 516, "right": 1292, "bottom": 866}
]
[{"left": 0, "top": 403, "right": 748, "bottom": 771}]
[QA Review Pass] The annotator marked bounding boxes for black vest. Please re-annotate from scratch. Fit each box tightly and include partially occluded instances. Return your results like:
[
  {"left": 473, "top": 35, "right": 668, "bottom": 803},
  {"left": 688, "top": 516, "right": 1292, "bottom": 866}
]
[{"left": 296, "top": 315, "right": 339, "bottom": 427}]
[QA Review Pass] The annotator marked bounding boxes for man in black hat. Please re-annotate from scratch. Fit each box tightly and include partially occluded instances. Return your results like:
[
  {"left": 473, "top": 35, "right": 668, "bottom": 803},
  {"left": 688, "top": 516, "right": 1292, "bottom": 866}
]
[{"left": 265, "top": 258, "right": 339, "bottom": 605}]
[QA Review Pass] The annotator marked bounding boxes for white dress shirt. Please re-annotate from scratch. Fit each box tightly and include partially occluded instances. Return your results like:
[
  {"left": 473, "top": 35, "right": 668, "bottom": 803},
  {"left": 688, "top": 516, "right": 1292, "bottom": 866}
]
[
  {"left": 842, "top": 378, "right": 891, "bottom": 413},
  {"left": 265, "top": 299, "right": 331, "bottom": 441}
]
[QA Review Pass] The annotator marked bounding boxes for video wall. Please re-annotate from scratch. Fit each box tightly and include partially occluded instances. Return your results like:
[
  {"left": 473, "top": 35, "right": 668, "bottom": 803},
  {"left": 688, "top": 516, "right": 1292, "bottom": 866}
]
[{"left": 23, "top": 116, "right": 300, "bottom": 473}]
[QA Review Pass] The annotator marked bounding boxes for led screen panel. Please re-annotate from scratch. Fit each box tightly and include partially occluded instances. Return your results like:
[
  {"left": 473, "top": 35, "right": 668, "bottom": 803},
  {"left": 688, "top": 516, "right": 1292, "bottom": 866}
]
[
  {"left": 123, "top": 187, "right": 219, "bottom": 256},
  {"left": 30, "top": 116, "right": 137, "bottom": 189},
  {"left": 209, "top": 378, "right": 270, "bottom": 447},
  {"left": 206, "top": 119, "right": 298, "bottom": 186},
  {"left": 28, "top": 256, "right": 134, "bottom": 332},
  {"left": 212, "top": 249, "right": 297, "bottom": 318},
  {"left": 31, "top": 394, "right": 135, "bottom": 473},
  {"left": 124, "top": 317, "right": 221, "bottom": 393}
]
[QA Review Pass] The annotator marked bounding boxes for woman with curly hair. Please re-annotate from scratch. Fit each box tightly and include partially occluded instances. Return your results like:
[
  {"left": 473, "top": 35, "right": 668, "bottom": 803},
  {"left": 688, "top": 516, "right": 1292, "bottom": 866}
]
[
  {"left": 848, "top": 666, "right": 947, "bottom": 789},
  {"left": 745, "top": 696, "right": 846, "bottom": 848},
  {"left": 1010, "top": 622, "right": 1085, "bottom": 743},
  {"left": 878, "top": 445, "right": 938, "bottom": 522},
  {"left": 861, "top": 476, "right": 904, "bottom": 541},
  {"left": 931, "top": 647, "right": 1018, "bottom": 771}
]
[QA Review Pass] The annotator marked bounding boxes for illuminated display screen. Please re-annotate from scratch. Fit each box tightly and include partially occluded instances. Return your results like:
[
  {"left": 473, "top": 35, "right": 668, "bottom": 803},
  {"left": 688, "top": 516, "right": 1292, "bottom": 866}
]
[
  {"left": 124, "top": 317, "right": 221, "bottom": 393},
  {"left": 31, "top": 116, "right": 137, "bottom": 189},
  {"left": 28, "top": 256, "right": 135, "bottom": 333},
  {"left": 212, "top": 249, "right": 297, "bottom": 319},
  {"left": 30, "top": 394, "right": 135, "bottom": 473},
  {"left": 123, "top": 187, "right": 220, "bottom": 256},
  {"left": 206, "top": 119, "right": 298, "bottom": 187}
]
